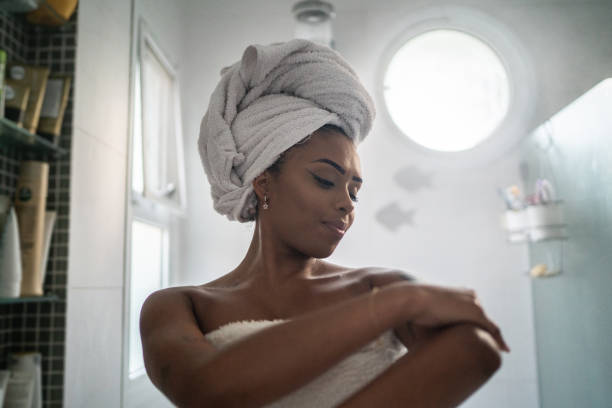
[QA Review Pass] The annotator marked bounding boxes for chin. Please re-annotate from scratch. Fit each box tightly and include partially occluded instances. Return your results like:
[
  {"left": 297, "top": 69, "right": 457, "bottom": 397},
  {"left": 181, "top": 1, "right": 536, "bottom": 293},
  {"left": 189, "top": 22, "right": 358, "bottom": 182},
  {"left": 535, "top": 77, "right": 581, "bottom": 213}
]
[
  {"left": 309, "top": 244, "right": 337, "bottom": 259},
  {"left": 287, "top": 224, "right": 342, "bottom": 258}
]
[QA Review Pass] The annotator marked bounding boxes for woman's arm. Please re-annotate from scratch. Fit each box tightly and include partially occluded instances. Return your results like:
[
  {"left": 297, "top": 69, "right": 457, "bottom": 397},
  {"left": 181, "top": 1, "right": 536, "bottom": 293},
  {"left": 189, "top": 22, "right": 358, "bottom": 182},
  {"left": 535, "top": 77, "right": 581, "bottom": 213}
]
[
  {"left": 338, "top": 323, "right": 503, "bottom": 408},
  {"left": 140, "top": 282, "right": 416, "bottom": 408},
  {"left": 141, "top": 280, "right": 506, "bottom": 408},
  {"left": 365, "top": 268, "right": 506, "bottom": 354},
  {"left": 365, "top": 268, "right": 444, "bottom": 351}
]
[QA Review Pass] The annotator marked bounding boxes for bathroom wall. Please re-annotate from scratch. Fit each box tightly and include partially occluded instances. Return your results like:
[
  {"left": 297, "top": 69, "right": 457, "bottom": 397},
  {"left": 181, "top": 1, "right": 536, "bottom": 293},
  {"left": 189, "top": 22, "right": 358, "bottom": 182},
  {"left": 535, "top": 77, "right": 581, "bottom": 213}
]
[
  {"left": 64, "top": 0, "right": 131, "bottom": 406},
  {"left": 175, "top": 1, "right": 612, "bottom": 407},
  {"left": 64, "top": 0, "right": 189, "bottom": 406},
  {"left": 520, "top": 79, "right": 612, "bottom": 407},
  {"left": 61, "top": 0, "right": 612, "bottom": 407}
]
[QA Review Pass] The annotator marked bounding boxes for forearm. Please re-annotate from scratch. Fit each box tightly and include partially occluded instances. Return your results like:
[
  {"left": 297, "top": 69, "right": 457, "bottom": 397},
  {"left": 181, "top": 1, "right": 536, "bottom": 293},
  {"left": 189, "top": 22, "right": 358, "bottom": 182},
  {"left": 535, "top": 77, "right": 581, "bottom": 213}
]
[
  {"left": 195, "top": 283, "right": 418, "bottom": 408},
  {"left": 339, "top": 323, "right": 502, "bottom": 407}
]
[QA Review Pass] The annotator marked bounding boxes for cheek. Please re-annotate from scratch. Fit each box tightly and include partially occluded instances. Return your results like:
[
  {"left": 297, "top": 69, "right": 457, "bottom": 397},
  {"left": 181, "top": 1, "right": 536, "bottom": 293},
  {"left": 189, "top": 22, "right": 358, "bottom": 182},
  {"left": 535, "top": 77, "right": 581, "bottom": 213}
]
[
  {"left": 272, "top": 182, "right": 343, "bottom": 257},
  {"left": 272, "top": 180, "right": 330, "bottom": 241},
  {"left": 283, "top": 181, "right": 325, "bottom": 221}
]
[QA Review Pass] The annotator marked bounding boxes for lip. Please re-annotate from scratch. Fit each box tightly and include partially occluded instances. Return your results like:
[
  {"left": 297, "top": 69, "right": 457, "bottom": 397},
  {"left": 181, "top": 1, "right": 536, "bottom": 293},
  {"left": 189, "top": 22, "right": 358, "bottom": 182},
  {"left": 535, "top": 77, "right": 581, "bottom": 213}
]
[{"left": 322, "top": 221, "right": 347, "bottom": 238}]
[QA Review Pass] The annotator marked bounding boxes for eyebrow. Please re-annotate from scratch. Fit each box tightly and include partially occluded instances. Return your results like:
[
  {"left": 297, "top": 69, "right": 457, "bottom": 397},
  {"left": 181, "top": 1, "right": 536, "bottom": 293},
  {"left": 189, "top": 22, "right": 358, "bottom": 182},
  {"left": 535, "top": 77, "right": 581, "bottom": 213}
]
[{"left": 311, "top": 158, "right": 363, "bottom": 183}]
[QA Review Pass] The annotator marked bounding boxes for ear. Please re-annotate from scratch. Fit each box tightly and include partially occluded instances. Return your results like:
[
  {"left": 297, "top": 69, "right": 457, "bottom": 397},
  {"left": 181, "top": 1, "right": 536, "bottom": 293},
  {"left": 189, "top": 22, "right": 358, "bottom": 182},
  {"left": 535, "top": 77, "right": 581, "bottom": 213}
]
[{"left": 252, "top": 172, "right": 270, "bottom": 201}]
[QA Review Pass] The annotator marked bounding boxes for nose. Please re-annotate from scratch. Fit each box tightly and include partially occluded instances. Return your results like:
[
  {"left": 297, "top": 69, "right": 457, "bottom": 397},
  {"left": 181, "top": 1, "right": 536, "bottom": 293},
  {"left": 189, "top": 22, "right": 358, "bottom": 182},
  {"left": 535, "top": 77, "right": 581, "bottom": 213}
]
[{"left": 336, "top": 188, "right": 354, "bottom": 214}]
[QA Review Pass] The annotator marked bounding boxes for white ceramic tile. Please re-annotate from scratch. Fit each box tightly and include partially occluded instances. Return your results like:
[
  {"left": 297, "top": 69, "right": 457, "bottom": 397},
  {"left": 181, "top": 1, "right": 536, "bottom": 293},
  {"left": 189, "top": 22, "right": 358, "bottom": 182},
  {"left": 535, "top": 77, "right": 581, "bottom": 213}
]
[
  {"left": 77, "top": 0, "right": 131, "bottom": 40},
  {"left": 64, "top": 287, "right": 123, "bottom": 408},
  {"left": 74, "top": 1, "right": 130, "bottom": 155},
  {"left": 68, "top": 129, "right": 127, "bottom": 288}
]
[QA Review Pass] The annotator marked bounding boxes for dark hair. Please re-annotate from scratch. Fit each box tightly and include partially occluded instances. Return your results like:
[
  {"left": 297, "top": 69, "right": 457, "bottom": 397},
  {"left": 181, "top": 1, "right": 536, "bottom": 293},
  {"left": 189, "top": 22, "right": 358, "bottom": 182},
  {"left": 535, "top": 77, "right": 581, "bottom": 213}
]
[{"left": 266, "top": 124, "right": 347, "bottom": 175}]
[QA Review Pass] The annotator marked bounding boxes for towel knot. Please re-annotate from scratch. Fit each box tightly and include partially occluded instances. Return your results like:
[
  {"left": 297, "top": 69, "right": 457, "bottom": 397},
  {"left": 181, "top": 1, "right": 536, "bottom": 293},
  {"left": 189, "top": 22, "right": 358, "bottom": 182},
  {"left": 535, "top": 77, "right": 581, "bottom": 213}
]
[{"left": 232, "top": 152, "right": 245, "bottom": 166}]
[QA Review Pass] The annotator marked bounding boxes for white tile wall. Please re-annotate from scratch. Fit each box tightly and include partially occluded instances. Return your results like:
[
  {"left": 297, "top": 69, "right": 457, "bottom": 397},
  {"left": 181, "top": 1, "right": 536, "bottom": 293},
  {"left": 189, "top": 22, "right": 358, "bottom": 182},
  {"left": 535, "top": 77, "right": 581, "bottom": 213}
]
[
  {"left": 69, "top": 128, "right": 126, "bottom": 288},
  {"left": 66, "top": 0, "right": 131, "bottom": 406},
  {"left": 64, "top": 287, "right": 123, "bottom": 408},
  {"left": 73, "top": 15, "right": 130, "bottom": 155},
  {"left": 78, "top": 0, "right": 131, "bottom": 39},
  {"left": 72, "top": 57, "right": 130, "bottom": 155}
]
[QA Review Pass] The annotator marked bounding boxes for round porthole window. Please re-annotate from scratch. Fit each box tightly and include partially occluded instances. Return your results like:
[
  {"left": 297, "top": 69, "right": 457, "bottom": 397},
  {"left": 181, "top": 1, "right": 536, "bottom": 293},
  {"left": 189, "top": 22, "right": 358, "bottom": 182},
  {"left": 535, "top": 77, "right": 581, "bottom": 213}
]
[{"left": 383, "top": 29, "right": 510, "bottom": 152}]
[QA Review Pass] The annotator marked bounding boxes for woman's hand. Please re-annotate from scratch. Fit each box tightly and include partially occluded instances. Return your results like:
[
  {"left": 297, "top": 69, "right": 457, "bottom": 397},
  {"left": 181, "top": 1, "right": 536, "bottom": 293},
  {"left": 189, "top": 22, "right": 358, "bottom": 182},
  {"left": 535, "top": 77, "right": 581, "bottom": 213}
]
[
  {"left": 402, "top": 282, "right": 510, "bottom": 352},
  {"left": 365, "top": 269, "right": 510, "bottom": 353}
]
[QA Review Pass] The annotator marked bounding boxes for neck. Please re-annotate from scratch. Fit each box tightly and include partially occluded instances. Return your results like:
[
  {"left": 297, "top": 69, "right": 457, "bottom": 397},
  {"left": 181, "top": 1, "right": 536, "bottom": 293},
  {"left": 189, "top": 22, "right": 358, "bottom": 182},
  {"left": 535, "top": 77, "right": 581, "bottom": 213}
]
[{"left": 232, "top": 219, "right": 322, "bottom": 291}]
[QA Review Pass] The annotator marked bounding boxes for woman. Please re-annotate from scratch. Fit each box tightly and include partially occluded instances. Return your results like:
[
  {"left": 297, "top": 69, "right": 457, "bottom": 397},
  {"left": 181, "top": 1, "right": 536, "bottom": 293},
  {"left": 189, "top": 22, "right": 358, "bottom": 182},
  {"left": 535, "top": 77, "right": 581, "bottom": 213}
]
[{"left": 140, "top": 39, "right": 510, "bottom": 408}]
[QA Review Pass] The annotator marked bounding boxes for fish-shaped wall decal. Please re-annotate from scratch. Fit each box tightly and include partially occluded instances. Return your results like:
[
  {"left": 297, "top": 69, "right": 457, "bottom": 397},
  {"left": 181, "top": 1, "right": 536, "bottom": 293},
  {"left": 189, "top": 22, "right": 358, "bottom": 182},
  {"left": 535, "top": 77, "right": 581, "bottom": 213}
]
[
  {"left": 393, "top": 166, "right": 434, "bottom": 193},
  {"left": 375, "top": 202, "right": 416, "bottom": 232}
]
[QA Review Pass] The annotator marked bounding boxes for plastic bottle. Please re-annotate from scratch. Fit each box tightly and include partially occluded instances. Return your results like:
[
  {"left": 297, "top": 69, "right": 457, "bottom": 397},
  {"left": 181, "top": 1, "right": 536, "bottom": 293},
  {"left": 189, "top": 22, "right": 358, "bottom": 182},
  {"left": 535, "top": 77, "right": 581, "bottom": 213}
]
[{"left": 0, "top": 195, "right": 23, "bottom": 298}]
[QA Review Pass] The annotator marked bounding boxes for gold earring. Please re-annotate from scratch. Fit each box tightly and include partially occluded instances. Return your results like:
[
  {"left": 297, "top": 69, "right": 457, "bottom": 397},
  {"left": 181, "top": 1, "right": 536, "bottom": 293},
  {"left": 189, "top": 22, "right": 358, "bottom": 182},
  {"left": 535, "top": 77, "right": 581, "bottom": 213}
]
[{"left": 263, "top": 194, "right": 269, "bottom": 210}]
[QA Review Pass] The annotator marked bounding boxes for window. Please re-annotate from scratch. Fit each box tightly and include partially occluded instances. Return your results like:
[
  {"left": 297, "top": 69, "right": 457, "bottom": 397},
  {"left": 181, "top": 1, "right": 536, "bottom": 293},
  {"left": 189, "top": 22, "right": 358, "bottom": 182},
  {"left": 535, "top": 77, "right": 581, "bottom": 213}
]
[
  {"left": 125, "top": 19, "right": 186, "bottom": 382},
  {"left": 379, "top": 6, "right": 536, "bottom": 167},
  {"left": 133, "top": 22, "right": 187, "bottom": 212},
  {"left": 384, "top": 29, "right": 509, "bottom": 152},
  {"left": 128, "top": 219, "right": 169, "bottom": 379}
]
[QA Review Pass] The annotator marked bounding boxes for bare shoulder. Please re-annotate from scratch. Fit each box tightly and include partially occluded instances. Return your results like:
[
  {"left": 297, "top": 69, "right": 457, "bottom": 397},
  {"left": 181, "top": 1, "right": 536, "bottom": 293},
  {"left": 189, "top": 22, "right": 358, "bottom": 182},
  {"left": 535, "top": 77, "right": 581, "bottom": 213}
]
[
  {"left": 318, "top": 261, "right": 418, "bottom": 286},
  {"left": 143, "top": 285, "right": 215, "bottom": 307},
  {"left": 141, "top": 284, "right": 234, "bottom": 337},
  {"left": 356, "top": 266, "right": 420, "bottom": 287},
  {"left": 140, "top": 286, "right": 206, "bottom": 331}
]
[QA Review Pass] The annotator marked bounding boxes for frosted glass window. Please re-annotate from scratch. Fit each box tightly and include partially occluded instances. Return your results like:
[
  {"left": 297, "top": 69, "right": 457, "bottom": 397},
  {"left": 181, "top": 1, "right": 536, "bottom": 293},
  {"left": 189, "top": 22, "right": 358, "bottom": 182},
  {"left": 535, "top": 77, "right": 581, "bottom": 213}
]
[
  {"left": 383, "top": 29, "right": 510, "bottom": 152},
  {"left": 128, "top": 219, "right": 168, "bottom": 379},
  {"left": 131, "top": 67, "right": 144, "bottom": 195},
  {"left": 134, "top": 28, "right": 187, "bottom": 213},
  {"left": 141, "top": 43, "right": 171, "bottom": 196}
]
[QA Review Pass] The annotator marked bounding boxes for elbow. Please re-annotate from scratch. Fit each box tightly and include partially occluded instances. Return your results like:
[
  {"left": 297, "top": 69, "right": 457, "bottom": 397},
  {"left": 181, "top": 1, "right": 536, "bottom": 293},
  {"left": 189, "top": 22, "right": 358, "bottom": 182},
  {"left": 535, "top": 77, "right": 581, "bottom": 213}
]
[
  {"left": 174, "top": 378, "right": 230, "bottom": 408},
  {"left": 161, "top": 356, "right": 266, "bottom": 408},
  {"left": 171, "top": 384, "right": 234, "bottom": 408},
  {"left": 185, "top": 368, "right": 255, "bottom": 408},
  {"left": 455, "top": 324, "right": 503, "bottom": 377},
  {"left": 477, "top": 339, "right": 502, "bottom": 376},
  {"left": 148, "top": 364, "right": 239, "bottom": 408}
]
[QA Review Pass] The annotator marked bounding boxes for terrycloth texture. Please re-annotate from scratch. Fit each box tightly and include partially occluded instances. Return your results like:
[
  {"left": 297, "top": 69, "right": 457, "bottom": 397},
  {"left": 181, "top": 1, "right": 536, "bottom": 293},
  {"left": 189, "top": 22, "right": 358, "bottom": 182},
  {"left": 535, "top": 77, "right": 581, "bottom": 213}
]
[
  {"left": 204, "top": 319, "right": 407, "bottom": 407},
  {"left": 198, "top": 39, "right": 376, "bottom": 222}
]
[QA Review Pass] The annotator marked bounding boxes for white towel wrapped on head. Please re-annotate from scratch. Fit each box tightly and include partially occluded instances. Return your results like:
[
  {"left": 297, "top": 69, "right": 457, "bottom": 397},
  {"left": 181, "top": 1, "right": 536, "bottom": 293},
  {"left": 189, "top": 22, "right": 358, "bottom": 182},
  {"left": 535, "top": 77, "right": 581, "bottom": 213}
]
[{"left": 198, "top": 39, "right": 375, "bottom": 222}]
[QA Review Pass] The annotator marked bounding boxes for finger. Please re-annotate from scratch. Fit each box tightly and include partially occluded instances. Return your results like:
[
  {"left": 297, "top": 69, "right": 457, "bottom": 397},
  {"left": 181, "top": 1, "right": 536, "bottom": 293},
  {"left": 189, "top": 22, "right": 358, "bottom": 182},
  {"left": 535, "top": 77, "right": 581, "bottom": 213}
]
[
  {"left": 473, "top": 321, "right": 509, "bottom": 353},
  {"left": 454, "top": 287, "right": 476, "bottom": 297},
  {"left": 494, "top": 332, "right": 511, "bottom": 352},
  {"left": 483, "top": 321, "right": 510, "bottom": 353},
  {"left": 469, "top": 311, "right": 500, "bottom": 339}
]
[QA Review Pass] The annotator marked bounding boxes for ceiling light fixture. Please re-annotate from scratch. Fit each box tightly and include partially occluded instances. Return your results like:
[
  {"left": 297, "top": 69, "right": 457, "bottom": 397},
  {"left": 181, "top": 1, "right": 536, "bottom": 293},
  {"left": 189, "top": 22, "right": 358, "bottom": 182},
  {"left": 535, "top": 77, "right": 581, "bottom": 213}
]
[{"left": 292, "top": 0, "right": 336, "bottom": 49}]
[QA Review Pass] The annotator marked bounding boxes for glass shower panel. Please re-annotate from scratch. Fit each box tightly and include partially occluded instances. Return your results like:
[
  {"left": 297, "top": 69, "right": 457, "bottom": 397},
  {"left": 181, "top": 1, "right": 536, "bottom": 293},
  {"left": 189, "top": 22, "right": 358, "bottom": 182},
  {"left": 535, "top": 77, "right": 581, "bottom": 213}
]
[{"left": 520, "top": 79, "right": 612, "bottom": 408}]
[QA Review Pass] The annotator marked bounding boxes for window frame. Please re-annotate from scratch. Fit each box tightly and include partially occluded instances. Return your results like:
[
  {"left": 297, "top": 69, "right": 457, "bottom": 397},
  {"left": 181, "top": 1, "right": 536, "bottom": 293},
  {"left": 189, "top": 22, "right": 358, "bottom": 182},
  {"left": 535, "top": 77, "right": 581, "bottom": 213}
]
[
  {"left": 376, "top": 5, "right": 537, "bottom": 169},
  {"left": 127, "top": 216, "right": 170, "bottom": 381},
  {"left": 122, "top": 14, "right": 186, "bottom": 407},
  {"left": 134, "top": 19, "right": 187, "bottom": 215},
  {"left": 383, "top": 29, "right": 511, "bottom": 153}
]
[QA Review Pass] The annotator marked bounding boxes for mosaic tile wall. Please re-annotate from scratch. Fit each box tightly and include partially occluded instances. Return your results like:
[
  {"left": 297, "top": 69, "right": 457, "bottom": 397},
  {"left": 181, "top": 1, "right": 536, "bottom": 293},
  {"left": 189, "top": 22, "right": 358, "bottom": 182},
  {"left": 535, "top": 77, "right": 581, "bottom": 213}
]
[{"left": 0, "top": 9, "right": 76, "bottom": 408}]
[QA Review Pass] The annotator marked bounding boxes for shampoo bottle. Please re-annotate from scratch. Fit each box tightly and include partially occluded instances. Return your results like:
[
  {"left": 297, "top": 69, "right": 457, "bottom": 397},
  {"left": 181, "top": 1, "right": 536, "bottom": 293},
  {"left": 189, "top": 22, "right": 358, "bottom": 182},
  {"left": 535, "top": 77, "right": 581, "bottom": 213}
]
[{"left": 0, "top": 195, "right": 22, "bottom": 298}]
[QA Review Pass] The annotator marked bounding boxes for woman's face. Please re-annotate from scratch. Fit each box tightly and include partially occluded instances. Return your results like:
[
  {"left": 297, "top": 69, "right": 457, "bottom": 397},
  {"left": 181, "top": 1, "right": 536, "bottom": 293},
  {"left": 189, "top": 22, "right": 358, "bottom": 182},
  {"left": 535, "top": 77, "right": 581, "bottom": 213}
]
[{"left": 263, "top": 127, "right": 362, "bottom": 258}]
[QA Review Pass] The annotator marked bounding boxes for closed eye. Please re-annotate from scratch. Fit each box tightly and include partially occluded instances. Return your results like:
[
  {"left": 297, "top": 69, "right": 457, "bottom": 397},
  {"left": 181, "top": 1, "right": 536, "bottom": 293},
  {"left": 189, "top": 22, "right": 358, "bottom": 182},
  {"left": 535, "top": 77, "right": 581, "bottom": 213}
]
[
  {"left": 313, "top": 174, "right": 333, "bottom": 187},
  {"left": 312, "top": 174, "right": 359, "bottom": 203}
]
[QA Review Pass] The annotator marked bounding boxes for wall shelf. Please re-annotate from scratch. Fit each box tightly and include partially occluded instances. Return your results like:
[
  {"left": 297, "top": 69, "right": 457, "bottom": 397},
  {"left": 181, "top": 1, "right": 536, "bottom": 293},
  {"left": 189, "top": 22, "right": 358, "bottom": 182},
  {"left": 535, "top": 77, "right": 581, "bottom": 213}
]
[
  {"left": 0, "top": 9, "right": 75, "bottom": 406},
  {"left": 0, "top": 293, "right": 59, "bottom": 304},
  {"left": 0, "top": 117, "right": 67, "bottom": 156},
  {"left": 501, "top": 201, "right": 568, "bottom": 278}
]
